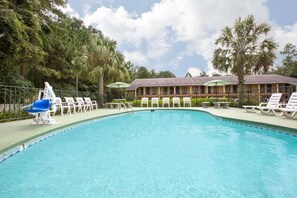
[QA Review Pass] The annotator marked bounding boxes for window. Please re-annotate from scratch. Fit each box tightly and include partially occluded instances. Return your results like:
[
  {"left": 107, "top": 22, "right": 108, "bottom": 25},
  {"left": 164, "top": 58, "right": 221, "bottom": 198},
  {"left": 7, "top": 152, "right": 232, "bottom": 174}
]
[
  {"left": 176, "top": 86, "right": 180, "bottom": 94},
  {"left": 193, "top": 86, "right": 198, "bottom": 94},
  {"left": 233, "top": 85, "right": 238, "bottom": 93},
  {"left": 208, "top": 86, "right": 212, "bottom": 94},
  {"left": 152, "top": 87, "right": 157, "bottom": 95},
  {"left": 260, "top": 84, "right": 265, "bottom": 93},
  {"left": 170, "top": 87, "right": 174, "bottom": 95},
  {"left": 146, "top": 87, "right": 150, "bottom": 95},
  {"left": 214, "top": 86, "right": 218, "bottom": 94},
  {"left": 200, "top": 86, "right": 205, "bottom": 94},
  {"left": 139, "top": 87, "right": 143, "bottom": 95},
  {"left": 225, "top": 85, "right": 231, "bottom": 93},
  {"left": 267, "top": 84, "right": 272, "bottom": 93},
  {"left": 181, "top": 86, "right": 187, "bottom": 94},
  {"left": 163, "top": 87, "right": 168, "bottom": 95},
  {"left": 246, "top": 85, "right": 252, "bottom": 93}
]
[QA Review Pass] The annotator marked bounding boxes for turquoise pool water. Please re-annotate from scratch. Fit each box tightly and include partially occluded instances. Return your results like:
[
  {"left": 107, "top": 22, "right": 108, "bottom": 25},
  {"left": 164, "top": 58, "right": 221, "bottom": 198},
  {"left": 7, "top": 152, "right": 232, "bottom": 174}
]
[{"left": 0, "top": 110, "right": 297, "bottom": 197}]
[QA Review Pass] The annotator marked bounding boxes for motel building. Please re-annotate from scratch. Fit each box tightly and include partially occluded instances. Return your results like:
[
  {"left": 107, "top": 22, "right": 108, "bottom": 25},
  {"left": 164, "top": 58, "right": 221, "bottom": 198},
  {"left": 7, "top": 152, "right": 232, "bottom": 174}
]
[{"left": 127, "top": 74, "right": 297, "bottom": 101}]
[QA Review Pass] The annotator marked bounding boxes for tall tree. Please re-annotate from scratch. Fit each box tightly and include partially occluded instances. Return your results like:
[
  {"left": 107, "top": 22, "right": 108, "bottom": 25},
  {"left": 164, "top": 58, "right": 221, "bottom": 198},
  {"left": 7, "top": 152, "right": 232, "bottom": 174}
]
[
  {"left": 274, "top": 43, "right": 297, "bottom": 78},
  {"left": 88, "top": 32, "right": 129, "bottom": 103},
  {"left": 125, "top": 61, "right": 137, "bottom": 81},
  {"left": 0, "top": 0, "right": 66, "bottom": 85},
  {"left": 158, "top": 71, "right": 176, "bottom": 78},
  {"left": 185, "top": 72, "right": 192, "bottom": 77},
  {"left": 212, "top": 15, "right": 277, "bottom": 105},
  {"left": 136, "top": 66, "right": 151, "bottom": 79},
  {"left": 61, "top": 18, "right": 90, "bottom": 92},
  {"left": 199, "top": 71, "right": 209, "bottom": 77},
  {"left": 212, "top": 72, "right": 221, "bottom": 77}
]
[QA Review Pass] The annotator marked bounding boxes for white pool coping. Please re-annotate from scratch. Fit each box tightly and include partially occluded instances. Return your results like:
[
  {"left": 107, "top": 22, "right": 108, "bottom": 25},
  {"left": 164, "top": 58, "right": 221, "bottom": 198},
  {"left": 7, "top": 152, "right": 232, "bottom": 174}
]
[{"left": 0, "top": 107, "right": 296, "bottom": 162}]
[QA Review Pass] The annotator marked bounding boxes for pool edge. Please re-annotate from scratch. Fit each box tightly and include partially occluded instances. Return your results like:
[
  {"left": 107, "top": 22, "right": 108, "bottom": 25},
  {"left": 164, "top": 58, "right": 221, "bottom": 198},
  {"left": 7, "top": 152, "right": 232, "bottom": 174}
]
[{"left": 1, "top": 108, "right": 296, "bottom": 161}]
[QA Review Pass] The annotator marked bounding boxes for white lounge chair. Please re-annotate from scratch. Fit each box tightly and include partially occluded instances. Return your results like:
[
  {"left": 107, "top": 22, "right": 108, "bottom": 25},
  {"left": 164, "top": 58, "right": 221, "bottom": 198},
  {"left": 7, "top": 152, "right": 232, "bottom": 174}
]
[
  {"left": 162, "top": 97, "right": 170, "bottom": 107},
  {"left": 183, "top": 97, "right": 191, "bottom": 107},
  {"left": 242, "top": 93, "right": 282, "bottom": 113},
  {"left": 64, "top": 97, "right": 79, "bottom": 114},
  {"left": 84, "top": 97, "right": 98, "bottom": 110},
  {"left": 277, "top": 92, "right": 297, "bottom": 118},
  {"left": 141, "top": 97, "right": 148, "bottom": 107},
  {"left": 151, "top": 97, "right": 159, "bottom": 107},
  {"left": 54, "top": 97, "right": 70, "bottom": 116},
  {"left": 75, "top": 97, "right": 88, "bottom": 112},
  {"left": 172, "top": 97, "right": 180, "bottom": 107},
  {"left": 256, "top": 93, "right": 284, "bottom": 115}
]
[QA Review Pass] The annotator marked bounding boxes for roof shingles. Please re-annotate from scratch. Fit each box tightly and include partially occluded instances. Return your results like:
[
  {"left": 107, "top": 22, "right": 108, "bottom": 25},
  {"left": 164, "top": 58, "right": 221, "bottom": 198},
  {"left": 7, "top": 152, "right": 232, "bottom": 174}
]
[{"left": 127, "top": 74, "right": 297, "bottom": 90}]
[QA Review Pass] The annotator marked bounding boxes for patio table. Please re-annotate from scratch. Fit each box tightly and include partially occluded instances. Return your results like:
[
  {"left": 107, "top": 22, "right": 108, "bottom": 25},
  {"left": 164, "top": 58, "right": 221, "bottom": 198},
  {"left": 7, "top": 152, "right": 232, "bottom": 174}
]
[{"left": 213, "top": 102, "right": 230, "bottom": 109}]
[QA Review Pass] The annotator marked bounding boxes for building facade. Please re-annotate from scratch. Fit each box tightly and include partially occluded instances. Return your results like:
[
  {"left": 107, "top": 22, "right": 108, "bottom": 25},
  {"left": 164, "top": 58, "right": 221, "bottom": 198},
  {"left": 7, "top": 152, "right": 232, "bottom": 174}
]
[{"left": 127, "top": 74, "right": 297, "bottom": 100}]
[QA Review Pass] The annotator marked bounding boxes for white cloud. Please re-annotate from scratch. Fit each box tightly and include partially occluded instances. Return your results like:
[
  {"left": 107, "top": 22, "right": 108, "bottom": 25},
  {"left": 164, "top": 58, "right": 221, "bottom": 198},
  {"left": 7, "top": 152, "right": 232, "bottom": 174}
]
[
  {"left": 80, "top": 0, "right": 297, "bottom": 75},
  {"left": 187, "top": 67, "right": 202, "bottom": 77},
  {"left": 59, "top": 4, "right": 80, "bottom": 19},
  {"left": 273, "top": 23, "right": 297, "bottom": 50},
  {"left": 123, "top": 51, "right": 148, "bottom": 65}
]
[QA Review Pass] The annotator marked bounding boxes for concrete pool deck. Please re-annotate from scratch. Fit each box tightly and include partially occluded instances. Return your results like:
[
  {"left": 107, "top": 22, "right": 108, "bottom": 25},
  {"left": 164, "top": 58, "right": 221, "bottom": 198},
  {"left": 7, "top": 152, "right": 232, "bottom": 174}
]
[{"left": 0, "top": 107, "right": 296, "bottom": 154}]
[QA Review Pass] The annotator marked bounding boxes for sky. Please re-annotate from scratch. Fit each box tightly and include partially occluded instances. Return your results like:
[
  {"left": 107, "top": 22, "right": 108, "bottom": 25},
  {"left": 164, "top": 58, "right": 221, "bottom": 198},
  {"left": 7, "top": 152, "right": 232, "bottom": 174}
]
[{"left": 64, "top": 0, "right": 297, "bottom": 77}]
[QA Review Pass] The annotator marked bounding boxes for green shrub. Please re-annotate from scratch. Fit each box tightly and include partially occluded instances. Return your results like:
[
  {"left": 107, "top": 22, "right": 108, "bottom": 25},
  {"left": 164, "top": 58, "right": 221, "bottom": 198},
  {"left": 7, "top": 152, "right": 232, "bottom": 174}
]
[{"left": 132, "top": 97, "right": 236, "bottom": 107}]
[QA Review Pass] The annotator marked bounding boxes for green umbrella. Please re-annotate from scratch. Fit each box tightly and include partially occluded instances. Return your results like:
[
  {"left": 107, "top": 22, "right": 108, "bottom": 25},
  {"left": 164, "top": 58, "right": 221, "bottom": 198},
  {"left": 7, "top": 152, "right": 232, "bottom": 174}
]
[
  {"left": 106, "top": 82, "right": 130, "bottom": 89},
  {"left": 203, "top": 79, "right": 231, "bottom": 86},
  {"left": 203, "top": 79, "right": 231, "bottom": 96}
]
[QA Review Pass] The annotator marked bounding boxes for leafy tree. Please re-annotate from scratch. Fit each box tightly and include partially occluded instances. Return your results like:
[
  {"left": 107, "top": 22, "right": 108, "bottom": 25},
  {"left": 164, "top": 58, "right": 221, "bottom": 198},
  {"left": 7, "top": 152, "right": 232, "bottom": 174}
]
[
  {"left": 60, "top": 18, "right": 90, "bottom": 92},
  {"left": 88, "top": 32, "right": 129, "bottom": 102},
  {"left": 185, "top": 72, "right": 192, "bottom": 77},
  {"left": 0, "top": 0, "right": 66, "bottom": 85},
  {"left": 136, "top": 66, "right": 151, "bottom": 79},
  {"left": 274, "top": 43, "right": 297, "bottom": 78},
  {"left": 212, "top": 72, "right": 221, "bottom": 76},
  {"left": 125, "top": 61, "right": 137, "bottom": 81},
  {"left": 212, "top": 15, "right": 277, "bottom": 105},
  {"left": 199, "top": 71, "right": 209, "bottom": 77},
  {"left": 135, "top": 67, "right": 175, "bottom": 79},
  {"left": 157, "top": 71, "right": 175, "bottom": 78}
]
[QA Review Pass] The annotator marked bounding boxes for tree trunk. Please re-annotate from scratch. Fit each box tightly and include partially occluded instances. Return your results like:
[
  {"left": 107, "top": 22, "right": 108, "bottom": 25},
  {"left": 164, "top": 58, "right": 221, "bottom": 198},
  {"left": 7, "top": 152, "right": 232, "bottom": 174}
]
[
  {"left": 76, "top": 73, "right": 79, "bottom": 96},
  {"left": 237, "top": 66, "right": 245, "bottom": 107},
  {"left": 20, "top": 64, "right": 26, "bottom": 77},
  {"left": 98, "top": 74, "right": 104, "bottom": 107}
]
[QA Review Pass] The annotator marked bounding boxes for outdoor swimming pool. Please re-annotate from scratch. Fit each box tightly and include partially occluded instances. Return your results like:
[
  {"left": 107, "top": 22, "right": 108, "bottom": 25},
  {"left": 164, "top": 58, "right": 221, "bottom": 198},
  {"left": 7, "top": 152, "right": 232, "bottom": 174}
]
[{"left": 0, "top": 110, "right": 297, "bottom": 197}]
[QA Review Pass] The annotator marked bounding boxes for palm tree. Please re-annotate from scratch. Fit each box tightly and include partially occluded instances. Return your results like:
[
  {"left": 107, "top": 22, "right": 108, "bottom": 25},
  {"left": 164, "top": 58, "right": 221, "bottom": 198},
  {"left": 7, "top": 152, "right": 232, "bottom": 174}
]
[
  {"left": 88, "top": 33, "right": 129, "bottom": 105},
  {"left": 61, "top": 18, "right": 90, "bottom": 93},
  {"left": 212, "top": 15, "right": 277, "bottom": 105}
]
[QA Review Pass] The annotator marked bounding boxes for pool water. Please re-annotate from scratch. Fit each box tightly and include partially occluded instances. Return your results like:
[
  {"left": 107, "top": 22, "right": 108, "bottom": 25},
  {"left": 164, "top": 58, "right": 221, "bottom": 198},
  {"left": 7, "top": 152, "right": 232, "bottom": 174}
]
[{"left": 1, "top": 110, "right": 297, "bottom": 197}]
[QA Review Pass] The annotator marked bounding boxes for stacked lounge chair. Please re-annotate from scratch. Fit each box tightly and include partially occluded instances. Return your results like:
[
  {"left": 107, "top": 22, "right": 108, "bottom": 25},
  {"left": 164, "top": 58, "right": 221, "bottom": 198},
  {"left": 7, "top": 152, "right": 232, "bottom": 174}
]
[
  {"left": 276, "top": 92, "right": 297, "bottom": 118},
  {"left": 242, "top": 93, "right": 282, "bottom": 113}
]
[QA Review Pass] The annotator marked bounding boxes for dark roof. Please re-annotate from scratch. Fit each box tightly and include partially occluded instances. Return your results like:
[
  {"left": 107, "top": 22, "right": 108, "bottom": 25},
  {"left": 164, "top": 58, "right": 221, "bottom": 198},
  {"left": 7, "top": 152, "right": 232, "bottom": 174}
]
[{"left": 126, "top": 74, "right": 297, "bottom": 90}]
